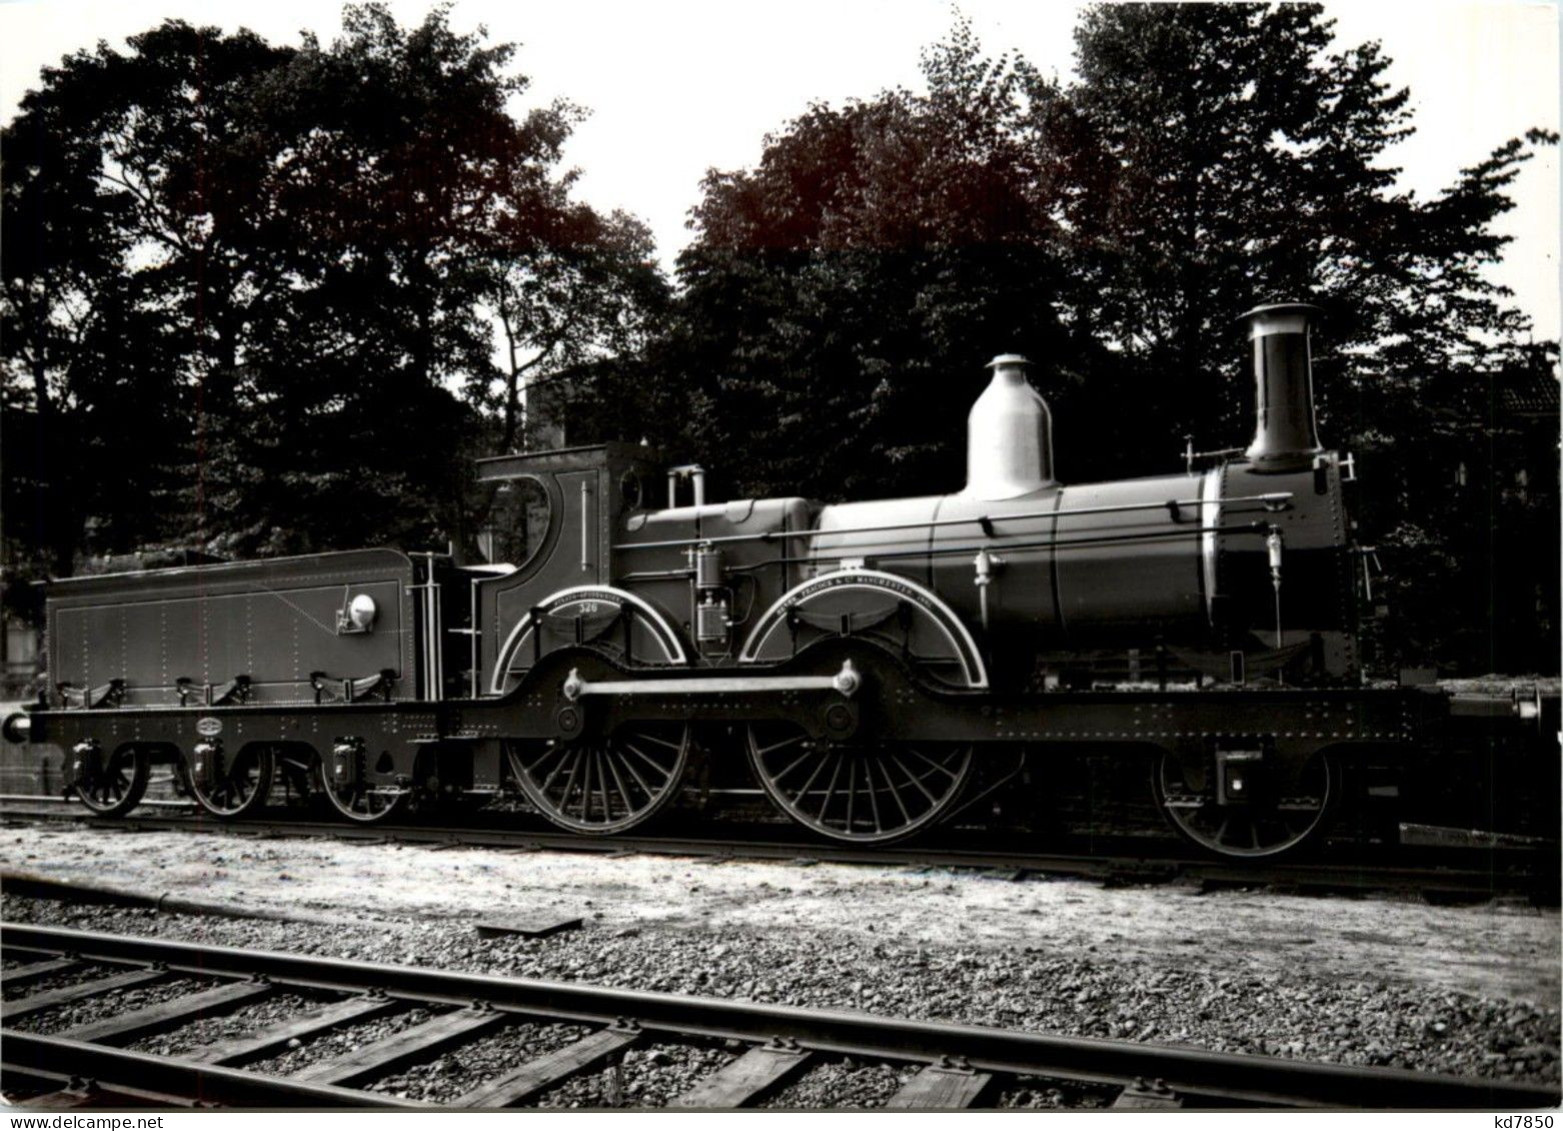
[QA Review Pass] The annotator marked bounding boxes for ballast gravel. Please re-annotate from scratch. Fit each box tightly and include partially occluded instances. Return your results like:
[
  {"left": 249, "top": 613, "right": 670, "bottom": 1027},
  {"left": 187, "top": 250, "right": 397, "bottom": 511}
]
[
  {"left": 1, "top": 962, "right": 114, "bottom": 1001},
  {"left": 128, "top": 990, "right": 336, "bottom": 1058},
  {"left": 761, "top": 1057, "right": 920, "bottom": 1108},
  {"left": 241, "top": 1006, "right": 438, "bottom": 1077},
  {"left": 996, "top": 1077, "right": 1116, "bottom": 1109},
  {"left": 8, "top": 975, "right": 215, "bottom": 1034},
  {"left": 2, "top": 888, "right": 1556, "bottom": 1102},
  {"left": 536, "top": 1042, "right": 734, "bottom": 1108},
  {"left": 1, "top": 810, "right": 1558, "bottom": 1110},
  {"left": 365, "top": 1020, "right": 589, "bottom": 1103}
]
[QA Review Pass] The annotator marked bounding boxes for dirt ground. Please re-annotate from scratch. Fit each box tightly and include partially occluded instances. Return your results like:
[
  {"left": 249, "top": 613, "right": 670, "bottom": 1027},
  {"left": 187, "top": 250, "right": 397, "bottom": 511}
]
[{"left": 1, "top": 821, "right": 1556, "bottom": 1008}]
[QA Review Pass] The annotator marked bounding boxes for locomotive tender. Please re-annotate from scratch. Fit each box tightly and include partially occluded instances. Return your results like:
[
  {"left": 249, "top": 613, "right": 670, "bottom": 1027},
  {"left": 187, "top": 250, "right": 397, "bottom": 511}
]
[{"left": 4, "top": 304, "right": 1543, "bottom": 857}]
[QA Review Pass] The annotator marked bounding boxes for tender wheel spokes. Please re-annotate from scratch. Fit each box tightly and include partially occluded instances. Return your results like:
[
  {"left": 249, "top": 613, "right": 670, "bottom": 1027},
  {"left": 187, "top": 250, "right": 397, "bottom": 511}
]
[
  {"left": 1154, "top": 749, "right": 1336, "bottom": 858},
  {"left": 747, "top": 722, "right": 974, "bottom": 845},
  {"left": 323, "top": 780, "right": 409, "bottom": 824},
  {"left": 322, "top": 754, "right": 409, "bottom": 825},
  {"left": 75, "top": 746, "right": 151, "bottom": 817},
  {"left": 188, "top": 745, "right": 275, "bottom": 819},
  {"left": 506, "top": 723, "right": 690, "bottom": 835}
]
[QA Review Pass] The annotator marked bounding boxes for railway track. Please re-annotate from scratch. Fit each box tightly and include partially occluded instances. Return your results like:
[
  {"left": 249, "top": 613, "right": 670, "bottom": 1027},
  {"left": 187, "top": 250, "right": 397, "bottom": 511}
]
[
  {"left": 1, "top": 923, "right": 1554, "bottom": 1110},
  {"left": 1, "top": 799, "right": 1555, "bottom": 904}
]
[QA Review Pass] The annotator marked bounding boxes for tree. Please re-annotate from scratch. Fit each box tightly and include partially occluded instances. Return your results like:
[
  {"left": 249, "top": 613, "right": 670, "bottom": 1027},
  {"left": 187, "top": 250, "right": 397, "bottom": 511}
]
[
  {"left": 2, "top": 4, "right": 668, "bottom": 583},
  {"left": 667, "top": 24, "right": 1088, "bottom": 501},
  {"left": 1055, "top": 3, "right": 1552, "bottom": 468},
  {"left": 485, "top": 205, "right": 666, "bottom": 452}
]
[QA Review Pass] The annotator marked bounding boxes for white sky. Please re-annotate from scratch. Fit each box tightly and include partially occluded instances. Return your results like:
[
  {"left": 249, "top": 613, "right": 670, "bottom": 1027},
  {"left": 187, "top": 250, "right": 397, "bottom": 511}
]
[{"left": 1, "top": 0, "right": 1558, "bottom": 342}]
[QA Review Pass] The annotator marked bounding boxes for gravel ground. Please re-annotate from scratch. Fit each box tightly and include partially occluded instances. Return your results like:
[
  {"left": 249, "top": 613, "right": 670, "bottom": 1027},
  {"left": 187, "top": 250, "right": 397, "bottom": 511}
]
[
  {"left": 8, "top": 975, "right": 214, "bottom": 1034},
  {"left": 535, "top": 1041, "right": 734, "bottom": 1108},
  {"left": 996, "top": 1076, "right": 1116, "bottom": 1109},
  {"left": 2, "top": 890, "right": 1556, "bottom": 1099},
  {"left": 241, "top": 1005, "right": 437, "bottom": 1077},
  {"left": 3, "top": 823, "right": 1554, "bottom": 1005},
  {"left": 2, "top": 962, "right": 114, "bottom": 1001},
  {"left": 761, "top": 1057, "right": 920, "bottom": 1108},
  {"left": 365, "top": 1020, "right": 589, "bottom": 1103},
  {"left": 127, "top": 990, "right": 337, "bottom": 1057},
  {"left": 1, "top": 815, "right": 1558, "bottom": 1108}
]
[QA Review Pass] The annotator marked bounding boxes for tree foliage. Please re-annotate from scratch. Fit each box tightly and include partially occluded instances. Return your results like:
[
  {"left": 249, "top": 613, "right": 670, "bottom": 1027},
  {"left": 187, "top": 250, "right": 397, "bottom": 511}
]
[
  {"left": 665, "top": 26, "right": 1085, "bottom": 500},
  {"left": 1057, "top": 3, "right": 1549, "bottom": 453},
  {"left": 1, "top": 4, "right": 666, "bottom": 594}
]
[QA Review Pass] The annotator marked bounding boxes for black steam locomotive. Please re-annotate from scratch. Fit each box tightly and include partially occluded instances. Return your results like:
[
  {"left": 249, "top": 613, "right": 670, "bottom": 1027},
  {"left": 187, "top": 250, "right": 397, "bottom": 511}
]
[{"left": 4, "top": 304, "right": 1546, "bottom": 857}]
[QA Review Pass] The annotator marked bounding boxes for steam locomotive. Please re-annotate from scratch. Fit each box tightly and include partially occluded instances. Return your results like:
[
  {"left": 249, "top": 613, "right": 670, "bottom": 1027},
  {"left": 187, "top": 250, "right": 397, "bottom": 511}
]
[{"left": 4, "top": 304, "right": 1546, "bottom": 857}]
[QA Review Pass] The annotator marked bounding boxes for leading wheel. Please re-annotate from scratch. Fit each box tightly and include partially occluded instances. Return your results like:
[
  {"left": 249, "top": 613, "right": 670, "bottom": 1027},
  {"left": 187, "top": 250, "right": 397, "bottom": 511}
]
[
  {"left": 74, "top": 745, "right": 151, "bottom": 817},
  {"left": 746, "top": 722, "right": 974, "bottom": 845},
  {"left": 506, "top": 723, "right": 690, "bottom": 835},
  {"left": 188, "top": 744, "right": 274, "bottom": 819},
  {"left": 1154, "top": 748, "right": 1337, "bottom": 858}
]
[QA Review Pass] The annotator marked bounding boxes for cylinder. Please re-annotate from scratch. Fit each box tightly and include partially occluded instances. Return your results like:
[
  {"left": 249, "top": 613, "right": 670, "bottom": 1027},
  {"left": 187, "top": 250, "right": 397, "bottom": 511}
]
[{"left": 1242, "top": 303, "right": 1323, "bottom": 472}]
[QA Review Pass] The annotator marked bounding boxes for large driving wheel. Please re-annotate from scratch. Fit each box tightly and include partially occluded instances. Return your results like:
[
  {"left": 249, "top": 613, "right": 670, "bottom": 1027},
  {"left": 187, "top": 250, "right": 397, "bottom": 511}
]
[
  {"left": 74, "top": 745, "right": 151, "bottom": 817},
  {"left": 188, "top": 744, "right": 274, "bottom": 819},
  {"left": 747, "top": 722, "right": 974, "bottom": 845},
  {"left": 1154, "top": 748, "right": 1337, "bottom": 858},
  {"left": 506, "top": 723, "right": 690, "bottom": 835}
]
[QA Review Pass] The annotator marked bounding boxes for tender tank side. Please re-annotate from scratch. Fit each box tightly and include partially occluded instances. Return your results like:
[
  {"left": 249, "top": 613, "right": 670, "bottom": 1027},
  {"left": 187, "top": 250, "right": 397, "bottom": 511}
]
[{"left": 45, "top": 548, "right": 421, "bottom": 707}]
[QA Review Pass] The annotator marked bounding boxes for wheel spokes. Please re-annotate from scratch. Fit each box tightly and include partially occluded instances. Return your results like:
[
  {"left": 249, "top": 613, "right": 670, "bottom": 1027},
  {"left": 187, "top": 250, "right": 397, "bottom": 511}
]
[
  {"left": 508, "top": 724, "right": 690, "bottom": 834},
  {"left": 748, "top": 723, "right": 972, "bottom": 845},
  {"left": 878, "top": 754, "right": 912, "bottom": 826},
  {"left": 190, "top": 747, "right": 273, "bottom": 818},
  {"left": 1157, "top": 752, "right": 1333, "bottom": 858},
  {"left": 77, "top": 748, "right": 150, "bottom": 816}
]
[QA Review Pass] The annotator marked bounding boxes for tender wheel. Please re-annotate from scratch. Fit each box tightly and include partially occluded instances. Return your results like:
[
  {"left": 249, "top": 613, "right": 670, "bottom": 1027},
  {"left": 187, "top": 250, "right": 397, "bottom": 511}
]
[
  {"left": 746, "top": 722, "right": 974, "bottom": 845},
  {"left": 321, "top": 748, "right": 409, "bottom": 824},
  {"left": 74, "top": 745, "right": 151, "bottom": 817},
  {"left": 187, "top": 744, "right": 274, "bottom": 819},
  {"left": 506, "top": 723, "right": 690, "bottom": 835},
  {"left": 1154, "top": 748, "right": 1337, "bottom": 858},
  {"left": 323, "top": 778, "right": 409, "bottom": 823}
]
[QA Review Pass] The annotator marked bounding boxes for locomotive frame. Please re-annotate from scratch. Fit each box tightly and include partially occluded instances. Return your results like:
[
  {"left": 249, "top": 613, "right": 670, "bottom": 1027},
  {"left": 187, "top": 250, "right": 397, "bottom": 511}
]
[{"left": 5, "top": 304, "right": 1549, "bottom": 858}]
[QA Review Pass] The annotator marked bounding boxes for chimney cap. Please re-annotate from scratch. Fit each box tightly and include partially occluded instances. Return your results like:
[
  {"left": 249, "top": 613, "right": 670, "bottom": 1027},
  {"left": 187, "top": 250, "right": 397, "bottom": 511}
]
[
  {"left": 1237, "top": 302, "right": 1322, "bottom": 323},
  {"left": 986, "top": 353, "right": 1032, "bottom": 369},
  {"left": 1238, "top": 302, "right": 1322, "bottom": 341}
]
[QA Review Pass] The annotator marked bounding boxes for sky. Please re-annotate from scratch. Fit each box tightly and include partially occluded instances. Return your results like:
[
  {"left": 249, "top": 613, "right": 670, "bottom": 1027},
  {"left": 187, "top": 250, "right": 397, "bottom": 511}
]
[{"left": 1, "top": 0, "right": 1558, "bottom": 342}]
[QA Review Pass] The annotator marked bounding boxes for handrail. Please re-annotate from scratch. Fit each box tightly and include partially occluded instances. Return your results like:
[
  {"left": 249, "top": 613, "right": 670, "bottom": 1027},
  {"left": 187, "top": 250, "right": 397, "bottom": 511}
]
[{"left": 612, "top": 493, "right": 1291, "bottom": 552}]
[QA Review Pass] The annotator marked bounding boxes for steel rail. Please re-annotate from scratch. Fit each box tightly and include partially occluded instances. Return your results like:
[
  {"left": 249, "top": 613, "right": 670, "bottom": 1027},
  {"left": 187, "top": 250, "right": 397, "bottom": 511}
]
[
  {"left": 1, "top": 923, "right": 1553, "bottom": 1110},
  {"left": 1, "top": 804, "right": 1553, "bottom": 900},
  {"left": 1, "top": 1031, "right": 423, "bottom": 1108}
]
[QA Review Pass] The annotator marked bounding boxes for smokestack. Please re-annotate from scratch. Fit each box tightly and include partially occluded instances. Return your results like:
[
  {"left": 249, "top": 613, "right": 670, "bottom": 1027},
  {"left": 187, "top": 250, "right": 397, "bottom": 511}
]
[
  {"left": 1241, "top": 303, "right": 1323, "bottom": 473},
  {"left": 963, "top": 354, "right": 1056, "bottom": 500}
]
